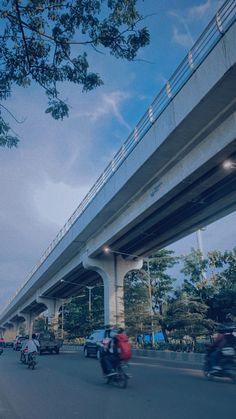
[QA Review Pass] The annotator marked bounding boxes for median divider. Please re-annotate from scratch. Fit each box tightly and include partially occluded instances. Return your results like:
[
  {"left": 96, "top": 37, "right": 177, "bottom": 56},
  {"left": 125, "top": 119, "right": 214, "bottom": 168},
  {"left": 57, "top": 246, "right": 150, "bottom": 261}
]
[
  {"left": 62, "top": 344, "right": 204, "bottom": 365},
  {"left": 132, "top": 348, "right": 204, "bottom": 365}
]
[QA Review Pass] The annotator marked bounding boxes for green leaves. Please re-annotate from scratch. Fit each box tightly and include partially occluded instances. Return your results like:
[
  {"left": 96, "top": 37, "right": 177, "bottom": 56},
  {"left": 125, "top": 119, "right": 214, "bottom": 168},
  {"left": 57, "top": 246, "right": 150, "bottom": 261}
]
[
  {"left": 0, "top": 0, "right": 150, "bottom": 148},
  {"left": 0, "top": 113, "right": 19, "bottom": 147},
  {"left": 45, "top": 100, "right": 69, "bottom": 119}
]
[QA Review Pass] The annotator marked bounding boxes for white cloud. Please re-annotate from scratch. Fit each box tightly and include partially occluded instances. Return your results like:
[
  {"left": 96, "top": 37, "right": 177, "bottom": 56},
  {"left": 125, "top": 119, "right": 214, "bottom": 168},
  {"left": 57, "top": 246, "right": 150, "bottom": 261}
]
[
  {"left": 168, "top": 0, "right": 223, "bottom": 48},
  {"left": 33, "top": 180, "right": 90, "bottom": 227},
  {"left": 76, "top": 91, "right": 131, "bottom": 130},
  {"left": 172, "top": 27, "right": 194, "bottom": 48},
  {"left": 168, "top": 10, "right": 194, "bottom": 48},
  {"left": 188, "top": 0, "right": 212, "bottom": 19},
  {"left": 188, "top": 0, "right": 224, "bottom": 21}
]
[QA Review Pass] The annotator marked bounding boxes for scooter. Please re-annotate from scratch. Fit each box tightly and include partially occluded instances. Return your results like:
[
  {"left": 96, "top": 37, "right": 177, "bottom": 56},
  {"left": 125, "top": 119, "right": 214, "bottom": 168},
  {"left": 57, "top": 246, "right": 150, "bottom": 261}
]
[
  {"left": 27, "top": 351, "right": 37, "bottom": 369},
  {"left": 106, "top": 362, "right": 130, "bottom": 389},
  {"left": 203, "top": 346, "right": 236, "bottom": 382},
  {"left": 20, "top": 348, "right": 28, "bottom": 364}
]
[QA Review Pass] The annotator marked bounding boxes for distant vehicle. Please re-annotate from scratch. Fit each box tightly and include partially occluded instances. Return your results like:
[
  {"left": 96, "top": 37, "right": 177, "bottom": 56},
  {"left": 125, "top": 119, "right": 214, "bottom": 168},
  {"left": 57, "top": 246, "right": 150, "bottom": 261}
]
[
  {"left": 0, "top": 337, "right": 5, "bottom": 347},
  {"left": 37, "top": 332, "right": 63, "bottom": 355},
  {"left": 13, "top": 336, "right": 28, "bottom": 351},
  {"left": 203, "top": 346, "right": 236, "bottom": 383},
  {"left": 5, "top": 341, "right": 14, "bottom": 348},
  {"left": 84, "top": 328, "right": 117, "bottom": 360}
]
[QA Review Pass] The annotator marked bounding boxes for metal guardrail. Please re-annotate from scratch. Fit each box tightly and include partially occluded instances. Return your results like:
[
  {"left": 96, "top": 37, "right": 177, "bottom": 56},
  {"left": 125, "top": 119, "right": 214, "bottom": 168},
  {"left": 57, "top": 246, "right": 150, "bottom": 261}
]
[{"left": 4, "top": 0, "right": 236, "bottom": 310}]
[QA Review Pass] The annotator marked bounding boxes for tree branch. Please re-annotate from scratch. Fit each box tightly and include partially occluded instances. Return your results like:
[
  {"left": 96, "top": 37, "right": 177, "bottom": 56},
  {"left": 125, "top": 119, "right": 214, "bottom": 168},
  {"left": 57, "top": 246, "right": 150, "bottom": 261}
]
[
  {"left": 0, "top": 103, "right": 26, "bottom": 124},
  {"left": 13, "top": 0, "right": 31, "bottom": 71}
]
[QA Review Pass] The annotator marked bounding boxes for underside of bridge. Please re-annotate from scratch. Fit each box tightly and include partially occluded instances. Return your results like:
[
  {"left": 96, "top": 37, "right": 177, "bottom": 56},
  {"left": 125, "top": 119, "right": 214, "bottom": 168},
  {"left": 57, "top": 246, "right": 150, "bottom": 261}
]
[
  {"left": 1, "top": 16, "right": 236, "bottom": 331},
  {"left": 40, "top": 267, "right": 102, "bottom": 299},
  {"left": 108, "top": 147, "right": 236, "bottom": 257}
]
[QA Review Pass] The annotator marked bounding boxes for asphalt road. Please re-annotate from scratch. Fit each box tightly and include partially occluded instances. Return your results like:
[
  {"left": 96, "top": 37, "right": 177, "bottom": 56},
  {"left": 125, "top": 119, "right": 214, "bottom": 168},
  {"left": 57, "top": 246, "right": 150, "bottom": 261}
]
[{"left": 0, "top": 349, "right": 235, "bottom": 419}]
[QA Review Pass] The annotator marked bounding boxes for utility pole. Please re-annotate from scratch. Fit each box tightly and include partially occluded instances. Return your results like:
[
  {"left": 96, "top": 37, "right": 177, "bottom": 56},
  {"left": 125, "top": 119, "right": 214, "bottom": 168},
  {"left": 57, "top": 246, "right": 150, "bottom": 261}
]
[
  {"left": 147, "top": 259, "right": 155, "bottom": 347},
  {"left": 196, "top": 228, "right": 207, "bottom": 280},
  {"left": 86, "top": 286, "right": 95, "bottom": 313}
]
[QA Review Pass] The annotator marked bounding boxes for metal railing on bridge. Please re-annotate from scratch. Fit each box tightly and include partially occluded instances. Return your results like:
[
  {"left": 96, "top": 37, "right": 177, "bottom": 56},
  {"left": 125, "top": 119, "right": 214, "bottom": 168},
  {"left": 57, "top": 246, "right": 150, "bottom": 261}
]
[{"left": 7, "top": 0, "right": 236, "bottom": 308}]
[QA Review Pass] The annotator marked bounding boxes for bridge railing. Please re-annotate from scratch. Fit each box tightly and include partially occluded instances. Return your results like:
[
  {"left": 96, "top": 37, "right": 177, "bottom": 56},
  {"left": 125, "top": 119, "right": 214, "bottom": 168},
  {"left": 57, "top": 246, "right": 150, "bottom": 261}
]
[{"left": 5, "top": 0, "right": 236, "bottom": 310}]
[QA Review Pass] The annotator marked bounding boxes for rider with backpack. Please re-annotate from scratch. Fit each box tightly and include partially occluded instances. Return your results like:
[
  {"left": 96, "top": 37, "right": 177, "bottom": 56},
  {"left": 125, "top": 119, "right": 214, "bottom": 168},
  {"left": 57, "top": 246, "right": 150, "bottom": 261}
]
[{"left": 100, "top": 328, "right": 132, "bottom": 377}]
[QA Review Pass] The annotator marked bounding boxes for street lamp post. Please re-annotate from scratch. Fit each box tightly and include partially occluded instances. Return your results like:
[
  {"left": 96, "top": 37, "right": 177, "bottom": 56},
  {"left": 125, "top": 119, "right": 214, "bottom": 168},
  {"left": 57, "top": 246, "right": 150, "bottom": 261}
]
[
  {"left": 146, "top": 259, "right": 155, "bottom": 347},
  {"left": 196, "top": 228, "right": 207, "bottom": 281},
  {"left": 86, "top": 286, "right": 95, "bottom": 313},
  {"left": 61, "top": 301, "right": 64, "bottom": 340}
]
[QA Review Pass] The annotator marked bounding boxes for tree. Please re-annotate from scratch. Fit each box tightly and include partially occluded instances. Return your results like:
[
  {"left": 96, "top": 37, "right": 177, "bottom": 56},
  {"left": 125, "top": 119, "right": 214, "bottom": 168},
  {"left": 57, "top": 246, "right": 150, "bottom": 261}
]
[
  {"left": 180, "top": 247, "right": 236, "bottom": 324},
  {"left": 0, "top": 0, "right": 150, "bottom": 148},
  {"left": 124, "top": 269, "right": 151, "bottom": 337},
  {"left": 180, "top": 248, "right": 212, "bottom": 303},
  {"left": 165, "top": 293, "right": 214, "bottom": 347},
  {"left": 142, "top": 250, "right": 178, "bottom": 341},
  {"left": 60, "top": 283, "right": 104, "bottom": 338},
  {"left": 33, "top": 314, "right": 47, "bottom": 333},
  {"left": 207, "top": 248, "right": 236, "bottom": 323}
]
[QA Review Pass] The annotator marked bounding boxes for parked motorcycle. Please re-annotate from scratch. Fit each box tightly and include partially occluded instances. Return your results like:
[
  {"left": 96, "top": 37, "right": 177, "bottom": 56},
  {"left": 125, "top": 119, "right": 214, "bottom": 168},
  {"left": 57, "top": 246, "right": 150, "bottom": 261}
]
[
  {"left": 0, "top": 348, "right": 3, "bottom": 355},
  {"left": 106, "top": 362, "right": 130, "bottom": 389},
  {"left": 203, "top": 346, "right": 236, "bottom": 382},
  {"left": 27, "top": 351, "right": 37, "bottom": 369}
]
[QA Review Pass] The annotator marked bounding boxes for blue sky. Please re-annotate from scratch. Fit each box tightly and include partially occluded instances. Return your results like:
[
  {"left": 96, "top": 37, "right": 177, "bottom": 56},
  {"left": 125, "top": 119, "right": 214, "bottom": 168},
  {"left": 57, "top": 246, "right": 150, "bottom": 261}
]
[{"left": 0, "top": 0, "right": 235, "bottom": 309}]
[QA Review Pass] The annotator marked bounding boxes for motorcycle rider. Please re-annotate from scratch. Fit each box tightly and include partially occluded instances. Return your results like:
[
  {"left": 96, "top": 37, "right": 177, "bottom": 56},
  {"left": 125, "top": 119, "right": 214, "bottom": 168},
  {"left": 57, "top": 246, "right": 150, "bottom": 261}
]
[
  {"left": 100, "top": 328, "right": 131, "bottom": 377},
  {"left": 208, "top": 326, "right": 236, "bottom": 372},
  {"left": 25, "top": 333, "right": 40, "bottom": 363},
  {"left": 20, "top": 335, "right": 29, "bottom": 363},
  {"left": 100, "top": 329, "right": 119, "bottom": 377}
]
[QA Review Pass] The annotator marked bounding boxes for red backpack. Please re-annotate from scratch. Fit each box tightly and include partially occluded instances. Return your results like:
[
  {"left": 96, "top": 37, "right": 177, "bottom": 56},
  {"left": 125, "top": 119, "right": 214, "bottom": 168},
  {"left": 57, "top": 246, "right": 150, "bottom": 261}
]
[{"left": 116, "top": 333, "right": 132, "bottom": 361}]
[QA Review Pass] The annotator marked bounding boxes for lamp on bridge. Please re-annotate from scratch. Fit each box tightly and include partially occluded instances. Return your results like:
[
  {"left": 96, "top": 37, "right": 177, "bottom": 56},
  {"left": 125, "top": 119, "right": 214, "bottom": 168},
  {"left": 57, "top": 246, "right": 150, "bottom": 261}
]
[{"left": 222, "top": 159, "right": 236, "bottom": 169}]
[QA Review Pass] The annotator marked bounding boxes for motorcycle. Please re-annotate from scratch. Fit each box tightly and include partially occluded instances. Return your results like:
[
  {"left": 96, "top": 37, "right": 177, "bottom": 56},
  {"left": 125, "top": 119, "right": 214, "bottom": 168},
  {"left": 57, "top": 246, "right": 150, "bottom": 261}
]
[
  {"left": 27, "top": 351, "right": 37, "bottom": 369},
  {"left": 20, "top": 348, "right": 28, "bottom": 364},
  {"left": 0, "top": 348, "right": 3, "bottom": 355},
  {"left": 203, "top": 346, "right": 236, "bottom": 382},
  {"left": 106, "top": 362, "right": 130, "bottom": 389}
]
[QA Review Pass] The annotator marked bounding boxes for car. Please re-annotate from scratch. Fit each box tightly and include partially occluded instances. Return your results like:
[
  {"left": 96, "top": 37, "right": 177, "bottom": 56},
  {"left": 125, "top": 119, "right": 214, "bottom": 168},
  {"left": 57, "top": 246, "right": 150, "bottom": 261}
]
[
  {"left": 0, "top": 337, "right": 5, "bottom": 347},
  {"left": 13, "top": 336, "right": 28, "bottom": 351},
  {"left": 5, "top": 340, "right": 14, "bottom": 348},
  {"left": 84, "top": 328, "right": 117, "bottom": 360}
]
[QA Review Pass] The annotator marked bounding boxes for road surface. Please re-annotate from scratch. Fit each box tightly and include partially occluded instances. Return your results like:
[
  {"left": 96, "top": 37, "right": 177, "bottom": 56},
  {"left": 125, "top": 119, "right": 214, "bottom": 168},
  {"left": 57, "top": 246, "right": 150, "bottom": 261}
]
[{"left": 0, "top": 349, "right": 235, "bottom": 419}]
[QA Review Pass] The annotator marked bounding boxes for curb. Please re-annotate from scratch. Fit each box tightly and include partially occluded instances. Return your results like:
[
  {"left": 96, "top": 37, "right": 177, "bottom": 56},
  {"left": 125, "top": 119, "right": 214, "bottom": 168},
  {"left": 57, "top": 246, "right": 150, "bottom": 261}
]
[{"left": 62, "top": 344, "right": 204, "bottom": 365}]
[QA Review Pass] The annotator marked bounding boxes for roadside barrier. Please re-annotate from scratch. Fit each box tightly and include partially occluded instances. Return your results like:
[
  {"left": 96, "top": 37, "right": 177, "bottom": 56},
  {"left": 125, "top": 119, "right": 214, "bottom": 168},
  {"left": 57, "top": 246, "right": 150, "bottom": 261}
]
[{"left": 62, "top": 344, "right": 204, "bottom": 365}]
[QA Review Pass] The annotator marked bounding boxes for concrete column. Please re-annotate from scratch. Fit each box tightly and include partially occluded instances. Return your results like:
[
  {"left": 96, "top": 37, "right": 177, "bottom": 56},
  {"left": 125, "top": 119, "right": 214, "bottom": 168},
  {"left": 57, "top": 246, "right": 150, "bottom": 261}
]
[
  {"left": 83, "top": 254, "right": 142, "bottom": 327},
  {"left": 10, "top": 313, "right": 23, "bottom": 337},
  {"left": 21, "top": 313, "right": 34, "bottom": 337},
  {"left": 2, "top": 323, "right": 14, "bottom": 341},
  {"left": 0, "top": 327, "right": 6, "bottom": 339},
  {"left": 10, "top": 320, "right": 21, "bottom": 337}
]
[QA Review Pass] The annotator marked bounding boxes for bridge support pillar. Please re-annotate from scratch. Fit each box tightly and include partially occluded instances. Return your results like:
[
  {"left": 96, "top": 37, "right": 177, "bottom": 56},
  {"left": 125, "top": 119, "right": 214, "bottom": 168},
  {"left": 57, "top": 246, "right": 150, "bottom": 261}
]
[
  {"left": 0, "top": 327, "right": 6, "bottom": 339},
  {"left": 10, "top": 320, "right": 22, "bottom": 337},
  {"left": 2, "top": 323, "right": 15, "bottom": 341},
  {"left": 83, "top": 255, "right": 142, "bottom": 327},
  {"left": 21, "top": 313, "right": 35, "bottom": 338}
]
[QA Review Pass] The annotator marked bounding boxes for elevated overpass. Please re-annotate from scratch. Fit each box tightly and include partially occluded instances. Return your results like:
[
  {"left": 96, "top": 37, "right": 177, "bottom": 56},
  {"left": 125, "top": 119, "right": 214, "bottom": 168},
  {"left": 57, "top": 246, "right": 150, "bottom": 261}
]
[{"left": 1, "top": 0, "right": 235, "bottom": 337}]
